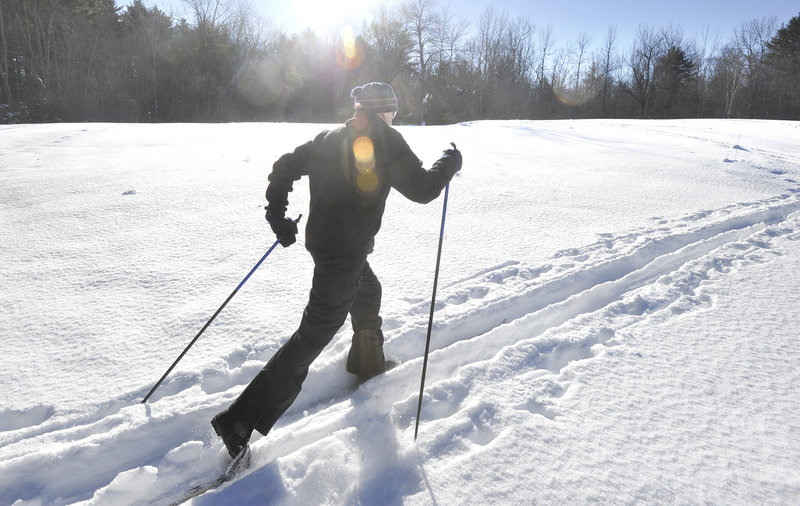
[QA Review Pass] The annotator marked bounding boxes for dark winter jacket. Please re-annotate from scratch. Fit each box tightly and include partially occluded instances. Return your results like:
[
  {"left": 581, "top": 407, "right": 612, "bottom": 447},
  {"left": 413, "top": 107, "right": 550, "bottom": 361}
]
[{"left": 265, "top": 114, "right": 459, "bottom": 257}]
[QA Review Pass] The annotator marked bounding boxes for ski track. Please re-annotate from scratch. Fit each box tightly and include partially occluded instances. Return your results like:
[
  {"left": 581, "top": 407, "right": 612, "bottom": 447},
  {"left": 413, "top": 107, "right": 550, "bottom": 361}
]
[{"left": 2, "top": 190, "right": 800, "bottom": 504}]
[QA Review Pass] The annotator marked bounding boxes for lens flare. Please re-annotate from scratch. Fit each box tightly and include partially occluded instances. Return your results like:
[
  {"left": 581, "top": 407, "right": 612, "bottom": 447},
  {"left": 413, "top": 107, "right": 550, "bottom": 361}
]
[
  {"left": 337, "top": 26, "right": 364, "bottom": 70},
  {"left": 235, "top": 58, "right": 286, "bottom": 107},
  {"left": 343, "top": 27, "right": 357, "bottom": 59},
  {"left": 357, "top": 171, "right": 379, "bottom": 192},
  {"left": 352, "top": 136, "right": 378, "bottom": 192},
  {"left": 553, "top": 86, "right": 596, "bottom": 107},
  {"left": 353, "top": 136, "right": 375, "bottom": 172}
]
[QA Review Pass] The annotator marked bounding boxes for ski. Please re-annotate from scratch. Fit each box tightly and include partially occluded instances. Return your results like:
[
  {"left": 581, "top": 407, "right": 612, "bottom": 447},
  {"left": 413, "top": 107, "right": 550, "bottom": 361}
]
[{"left": 171, "top": 444, "right": 251, "bottom": 505}]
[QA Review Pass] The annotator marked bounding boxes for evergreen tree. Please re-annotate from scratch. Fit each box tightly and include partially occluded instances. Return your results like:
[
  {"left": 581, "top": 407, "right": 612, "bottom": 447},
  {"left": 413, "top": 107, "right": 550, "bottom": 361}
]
[
  {"left": 653, "top": 46, "right": 697, "bottom": 118},
  {"left": 0, "top": 0, "right": 798, "bottom": 122},
  {"left": 766, "top": 13, "right": 800, "bottom": 118}
]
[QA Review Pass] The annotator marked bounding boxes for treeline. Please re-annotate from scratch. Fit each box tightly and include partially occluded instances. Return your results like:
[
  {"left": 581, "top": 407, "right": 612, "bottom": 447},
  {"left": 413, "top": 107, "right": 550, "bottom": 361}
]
[{"left": 1, "top": 0, "right": 798, "bottom": 124}]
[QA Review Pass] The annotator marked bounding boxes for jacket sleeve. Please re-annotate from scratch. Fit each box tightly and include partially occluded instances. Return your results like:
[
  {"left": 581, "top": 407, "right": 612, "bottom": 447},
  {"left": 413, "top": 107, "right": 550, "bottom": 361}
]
[
  {"left": 386, "top": 130, "right": 459, "bottom": 204},
  {"left": 264, "top": 138, "right": 316, "bottom": 214}
]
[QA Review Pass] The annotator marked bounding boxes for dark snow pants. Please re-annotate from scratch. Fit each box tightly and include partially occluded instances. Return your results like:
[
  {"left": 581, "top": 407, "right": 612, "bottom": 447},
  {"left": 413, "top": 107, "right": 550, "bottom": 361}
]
[{"left": 227, "top": 253, "right": 382, "bottom": 436}]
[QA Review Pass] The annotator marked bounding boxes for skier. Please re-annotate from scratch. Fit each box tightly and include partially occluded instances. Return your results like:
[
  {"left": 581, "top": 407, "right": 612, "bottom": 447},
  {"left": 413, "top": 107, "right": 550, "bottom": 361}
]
[{"left": 211, "top": 82, "right": 462, "bottom": 459}]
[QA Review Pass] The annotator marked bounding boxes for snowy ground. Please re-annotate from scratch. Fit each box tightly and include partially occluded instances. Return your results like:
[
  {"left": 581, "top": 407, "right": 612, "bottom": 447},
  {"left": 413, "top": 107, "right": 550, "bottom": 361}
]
[{"left": 1, "top": 119, "right": 799, "bottom": 505}]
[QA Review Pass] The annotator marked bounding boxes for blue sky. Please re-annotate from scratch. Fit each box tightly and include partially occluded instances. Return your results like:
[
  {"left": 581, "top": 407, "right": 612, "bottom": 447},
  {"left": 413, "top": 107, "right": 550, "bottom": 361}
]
[
  {"left": 147, "top": 0, "right": 798, "bottom": 50},
  {"left": 468, "top": 0, "right": 799, "bottom": 46}
]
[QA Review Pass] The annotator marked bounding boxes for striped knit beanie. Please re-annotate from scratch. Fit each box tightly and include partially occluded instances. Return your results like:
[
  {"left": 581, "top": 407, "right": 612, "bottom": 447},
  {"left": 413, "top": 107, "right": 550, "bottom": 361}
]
[{"left": 351, "top": 82, "right": 398, "bottom": 115}]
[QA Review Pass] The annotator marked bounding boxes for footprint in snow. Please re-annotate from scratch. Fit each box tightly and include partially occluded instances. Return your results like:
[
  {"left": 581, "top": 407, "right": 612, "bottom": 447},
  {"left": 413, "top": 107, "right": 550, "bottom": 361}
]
[
  {"left": 0, "top": 405, "right": 56, "bottom": 432},
  {"left": 513, "top": 378, "right": 568, "bottom": 421},
  {"left": 446, "top": 286, "right": 490, "bottom": 305},
  {"left": 487, "top": 267, "right": 519, "bottom": 284}
]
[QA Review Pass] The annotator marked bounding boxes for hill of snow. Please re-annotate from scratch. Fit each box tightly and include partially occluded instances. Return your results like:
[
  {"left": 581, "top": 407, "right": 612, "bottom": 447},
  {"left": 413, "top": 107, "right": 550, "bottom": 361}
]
[{"left": 1, "top": 119, "right": 799, "bottom": 504}]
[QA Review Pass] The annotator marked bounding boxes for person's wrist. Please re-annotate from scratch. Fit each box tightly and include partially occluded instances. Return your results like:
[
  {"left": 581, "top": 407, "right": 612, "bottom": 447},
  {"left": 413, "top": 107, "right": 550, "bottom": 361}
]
[{"left": 265, "top": 208, "right": 284, "bottom": 224}]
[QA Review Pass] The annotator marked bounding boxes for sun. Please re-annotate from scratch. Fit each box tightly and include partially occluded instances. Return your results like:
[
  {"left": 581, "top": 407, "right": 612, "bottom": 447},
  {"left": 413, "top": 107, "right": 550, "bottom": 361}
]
[{"left": 272, "top": 0, "right": 374, "bottom": 35}]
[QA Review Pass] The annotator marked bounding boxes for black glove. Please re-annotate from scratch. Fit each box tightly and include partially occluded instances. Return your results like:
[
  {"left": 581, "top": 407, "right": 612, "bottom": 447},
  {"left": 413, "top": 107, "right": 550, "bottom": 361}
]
[
  {"left": 442, "top": 141, "right": 462, "bottom": 174},
  {"left": 265, "top": 208, "right": 297, "bottom": 247}
]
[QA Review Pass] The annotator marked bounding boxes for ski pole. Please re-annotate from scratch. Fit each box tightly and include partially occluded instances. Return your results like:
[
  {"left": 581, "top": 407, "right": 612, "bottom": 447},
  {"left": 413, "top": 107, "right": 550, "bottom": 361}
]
[
  {"left": 141, "top": 215, "right": 302, "bottom": 404},
  {"left": 414, "top": 167, "right": 452, "bottom": 440}
]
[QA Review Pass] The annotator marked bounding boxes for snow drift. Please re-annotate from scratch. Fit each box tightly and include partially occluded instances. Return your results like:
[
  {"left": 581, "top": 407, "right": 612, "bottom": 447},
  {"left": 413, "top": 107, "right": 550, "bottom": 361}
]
[{"left": 1, "top": 119, "right": 799, "bottom": 504}]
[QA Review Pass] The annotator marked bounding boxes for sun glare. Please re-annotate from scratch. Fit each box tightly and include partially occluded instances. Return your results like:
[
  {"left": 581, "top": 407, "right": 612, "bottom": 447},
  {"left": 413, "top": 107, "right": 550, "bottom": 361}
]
[
  {"left": 353, "top": 136, "right": 378, "bottom": 193},
  {"left": 279, "top": 0, "right": 372, "bottom": 36},
  {"left": 267, "top": 0, "right": 368, "bottom": 69},
  {"left": 342, "top": 27, "right": 357, "bottom": 60},
  {"left": 353, "top": 136, "right": 375, "bottom": 172},
  {"left": 338, "top": 26, "right": 364, "bottom": 70},
  {"left": 553, "top": 87, "right": 598, "bottom": 107}
]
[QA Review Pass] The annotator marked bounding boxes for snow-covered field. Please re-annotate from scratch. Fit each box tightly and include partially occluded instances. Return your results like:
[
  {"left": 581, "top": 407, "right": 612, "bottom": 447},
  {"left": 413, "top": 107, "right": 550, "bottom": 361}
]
[{"left": 1, "top": 118, "right": 799, "bottom": 505}]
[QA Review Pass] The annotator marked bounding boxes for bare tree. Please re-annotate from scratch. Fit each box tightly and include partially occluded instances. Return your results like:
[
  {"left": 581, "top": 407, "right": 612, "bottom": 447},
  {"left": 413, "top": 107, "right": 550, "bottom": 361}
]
[
  {"left": 485, "top": 14, "right": 536, "bottom": 117},
  {"left": 423, "top": 4, "right": 469, "bottom": 123},
  {"left": 598, "top": 25, "right": 619, "bottom": 116},
  {"left": 534, "top": 24, "right": 554, "bottom": 105},
  {"left": 573, "top": 31, "right": 592, "bottom": 89},
  {"left": 622, "top": 25, "right": 665, "bottom": 118},
  {"left": 365, "top": 2, "right": 414, "bottom": 84},
  {"left": 713, "top": 43, "right": 747, "bottom": 118},
  {"left": 505, "top": 15, "right": 536, "bottom": 84},
  {"left": 229, "top": 0, "right": 276, "bottom": 57},
  {"left": 550, "top": 46, "right": 570, "bottom": 92},
  {"left": 472, "top": 7, "right": 508, "bottom": 117},
  {"left": 8, "top": 0, "right": 60, "bottom": 99},
  {"left": 552, "top": 30, "right": 593, "bottom": 111},
  {"left": 402, "top": 0, "right": 440, "bottom": 123},
  {"left": 435, "top": 5, "right": 469, "bottom": 70},
  {"left": 185, "top": 0, "right": 234, "bottom": 29},
  {"left": 2, "top": 0, "right": 797, "bottom": 123},
  {"left": 0, "top": 0, "right": 12, "bottom": 106},
  {"left": 184, "top": 0, "right": 238, "bottom": 119},
  {"left": 661, "top": 23, "right": 685, "bottom": 50},
  {"left": 731, "top": 16, "right": 778, "bottom": 116},
  {"left": 694, "top": 25, "right": 722, "bottom": 116}
]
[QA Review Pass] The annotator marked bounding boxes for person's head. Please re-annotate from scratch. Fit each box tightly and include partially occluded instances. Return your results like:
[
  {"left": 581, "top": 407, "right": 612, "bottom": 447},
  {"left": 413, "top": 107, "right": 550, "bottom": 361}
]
[{"left": 351, "top": 82, "right": 398, "bottom": 125}]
